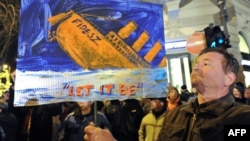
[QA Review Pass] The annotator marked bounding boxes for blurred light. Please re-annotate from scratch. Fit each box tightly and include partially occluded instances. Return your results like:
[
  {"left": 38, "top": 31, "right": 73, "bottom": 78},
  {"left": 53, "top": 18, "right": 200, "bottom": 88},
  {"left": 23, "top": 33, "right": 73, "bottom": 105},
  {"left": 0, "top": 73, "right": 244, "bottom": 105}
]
[
  {"left": 242, "top": 60, "right": 250, "bottom": 66},
  {"left": 218, "top": 38, "right": 224, "bottom": 44},
  {"left": 210, "top": 41, "right": 216, "bottom": 48},
  {"left": 165, "top": 41, "right": 187, "bottom": 50},
  {"left": 3, "top": 64, "right": 8, "bottom": 69}
]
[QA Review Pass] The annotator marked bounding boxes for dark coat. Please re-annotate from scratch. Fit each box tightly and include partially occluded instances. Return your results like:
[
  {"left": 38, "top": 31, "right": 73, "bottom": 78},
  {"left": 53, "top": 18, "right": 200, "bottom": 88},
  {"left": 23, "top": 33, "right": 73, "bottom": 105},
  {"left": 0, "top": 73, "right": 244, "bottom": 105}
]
[
  {"left": 158, "top": 94, "right": 250, "bottom": 141},
  {"left": 116, "top": 99, "right": 144, "bottom": 141},
  {"left": 0, "top": 111, "right": 18, "bottom": 141},
  {"left": 29, "top": 104, "right": 62, "bottom": 141},
  {"left": 180, "top": 90, "right": 190, "bottom": 102},
  {"left": 60, "top": 108, "right": 111, "bottom": 141}
]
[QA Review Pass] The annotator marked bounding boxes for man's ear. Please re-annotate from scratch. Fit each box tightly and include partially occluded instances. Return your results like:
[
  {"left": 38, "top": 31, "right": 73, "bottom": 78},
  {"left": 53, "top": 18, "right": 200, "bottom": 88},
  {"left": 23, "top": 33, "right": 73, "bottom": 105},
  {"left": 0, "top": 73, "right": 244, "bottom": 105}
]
[
  {"left": 225, "top": 72, "right": 236, "bottom": 86},
  {"left": 160, "top": 102, "right": 163, "bottom": 106},
  {"left": 160, "top": 101, "right": 166, "bottom": 107}
]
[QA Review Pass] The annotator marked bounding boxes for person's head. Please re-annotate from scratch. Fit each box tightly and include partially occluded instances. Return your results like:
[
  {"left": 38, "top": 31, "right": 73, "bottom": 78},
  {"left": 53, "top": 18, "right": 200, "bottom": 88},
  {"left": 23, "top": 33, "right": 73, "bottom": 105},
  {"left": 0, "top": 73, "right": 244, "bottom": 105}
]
[
  {"left": 232, "top": 82, "right": 245, "bottom": 99},
  {"left": 0, "top": 99, "right": 8, "bottom": 113},
  {"left": 150, "top": 98, "right": 166, "bottom": 112},
  {"left": 167, "top": 87, "right": 180, "bottom": 102},
  {"left": 77, "top": 101, "right": 93, "bottom": 114},
  {"left": 244, "top": 85, "right": 250, "bottom": 99},
  {"left": 181, "top": 84, "right": 187, "bottom": 92},
  {"left": 2, "top": 90, "right": 10, "bottom": 102},
  {"left": 191, "top": 48, "right": 239, "bottom": 96}
]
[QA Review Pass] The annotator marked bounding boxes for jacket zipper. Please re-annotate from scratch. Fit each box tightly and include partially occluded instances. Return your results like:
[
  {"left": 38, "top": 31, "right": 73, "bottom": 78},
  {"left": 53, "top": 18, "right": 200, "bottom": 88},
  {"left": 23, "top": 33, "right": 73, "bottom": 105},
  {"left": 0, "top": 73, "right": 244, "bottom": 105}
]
[{"left": 186, "top": 113, "right": 197, "bottom": 141}]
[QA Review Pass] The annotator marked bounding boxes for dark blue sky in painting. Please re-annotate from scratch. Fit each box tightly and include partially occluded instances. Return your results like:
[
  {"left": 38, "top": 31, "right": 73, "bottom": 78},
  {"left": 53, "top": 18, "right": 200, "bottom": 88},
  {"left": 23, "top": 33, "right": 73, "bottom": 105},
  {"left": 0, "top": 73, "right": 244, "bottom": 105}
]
[{"left": 18, "top": 0, "right": 165, "bottom": 72}]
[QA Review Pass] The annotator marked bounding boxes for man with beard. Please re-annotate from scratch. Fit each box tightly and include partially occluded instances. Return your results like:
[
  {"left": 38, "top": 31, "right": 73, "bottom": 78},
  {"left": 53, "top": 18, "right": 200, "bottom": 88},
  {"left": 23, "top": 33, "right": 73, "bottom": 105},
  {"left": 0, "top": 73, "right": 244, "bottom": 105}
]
[{"left": 138, "top": 98, "right": 166, "bottom": 141}]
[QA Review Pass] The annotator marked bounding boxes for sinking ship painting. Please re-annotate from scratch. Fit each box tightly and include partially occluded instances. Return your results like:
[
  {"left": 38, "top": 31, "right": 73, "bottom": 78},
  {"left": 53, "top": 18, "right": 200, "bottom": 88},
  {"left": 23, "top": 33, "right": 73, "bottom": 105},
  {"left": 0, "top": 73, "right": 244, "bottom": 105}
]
[{"left": 15, "top": 0, "right": 168, "bottom": 106}]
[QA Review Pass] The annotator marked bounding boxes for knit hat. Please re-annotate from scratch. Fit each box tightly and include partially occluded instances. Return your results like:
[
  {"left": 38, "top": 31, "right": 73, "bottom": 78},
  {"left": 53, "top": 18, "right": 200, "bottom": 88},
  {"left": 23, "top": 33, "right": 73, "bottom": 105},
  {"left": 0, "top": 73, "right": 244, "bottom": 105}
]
[
  {"left": 150, "top": 97, "right": 166, "bottom": 102},
  {"left": 149, "top": 97, "right": 166, "bottom": 106}
]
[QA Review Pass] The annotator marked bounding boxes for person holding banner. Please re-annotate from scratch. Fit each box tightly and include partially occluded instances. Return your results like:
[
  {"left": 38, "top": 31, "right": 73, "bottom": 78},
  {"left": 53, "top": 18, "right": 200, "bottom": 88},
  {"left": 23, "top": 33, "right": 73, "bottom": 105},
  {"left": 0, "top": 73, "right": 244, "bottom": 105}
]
[
  {"left": 84, "top": 48, "right": 250, "bottom": 141},
  {"left": 59, "top": 101, "right": 111, "bottom": 141}
]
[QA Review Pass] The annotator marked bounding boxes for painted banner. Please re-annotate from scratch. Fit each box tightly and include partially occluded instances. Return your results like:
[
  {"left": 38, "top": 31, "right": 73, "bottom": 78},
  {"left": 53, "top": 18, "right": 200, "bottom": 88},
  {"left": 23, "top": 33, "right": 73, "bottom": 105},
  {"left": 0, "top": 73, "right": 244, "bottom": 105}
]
[{"left": 15, "top": 0, "right": 167, "bottom": 106}]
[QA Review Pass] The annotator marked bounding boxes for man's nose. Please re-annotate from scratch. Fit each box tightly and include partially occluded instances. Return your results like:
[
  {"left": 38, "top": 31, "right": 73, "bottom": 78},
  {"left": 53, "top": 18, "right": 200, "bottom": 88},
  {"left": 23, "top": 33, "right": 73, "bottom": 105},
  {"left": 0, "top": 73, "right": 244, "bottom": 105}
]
[{"left": 193, "top": 64, "right": 200, "bottom": 71}]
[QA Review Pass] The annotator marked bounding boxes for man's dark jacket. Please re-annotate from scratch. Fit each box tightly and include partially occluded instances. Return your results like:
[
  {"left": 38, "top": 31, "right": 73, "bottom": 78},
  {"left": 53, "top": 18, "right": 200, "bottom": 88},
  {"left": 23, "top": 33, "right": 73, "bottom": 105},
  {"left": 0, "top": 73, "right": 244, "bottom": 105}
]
[{"left": 158, "top": 94, "right": 250, "bottom": 141}]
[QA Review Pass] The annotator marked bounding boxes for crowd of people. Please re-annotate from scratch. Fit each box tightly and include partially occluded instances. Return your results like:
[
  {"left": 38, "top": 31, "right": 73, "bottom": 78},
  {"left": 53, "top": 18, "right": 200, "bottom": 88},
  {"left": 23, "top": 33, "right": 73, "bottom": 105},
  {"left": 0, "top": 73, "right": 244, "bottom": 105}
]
[
  {"left": 0, "top": 48, "right": 250, "bottom": 141},
  {"left": 0, "top": 81, "right": 188, "bottom": 141}
]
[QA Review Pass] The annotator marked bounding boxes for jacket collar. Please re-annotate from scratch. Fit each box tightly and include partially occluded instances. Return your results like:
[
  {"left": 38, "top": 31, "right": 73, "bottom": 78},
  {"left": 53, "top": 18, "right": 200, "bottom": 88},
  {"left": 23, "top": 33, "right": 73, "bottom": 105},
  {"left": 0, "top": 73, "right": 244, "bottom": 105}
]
[{"left": 181, "top": 94, "right": 235, "bottom": 116}]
